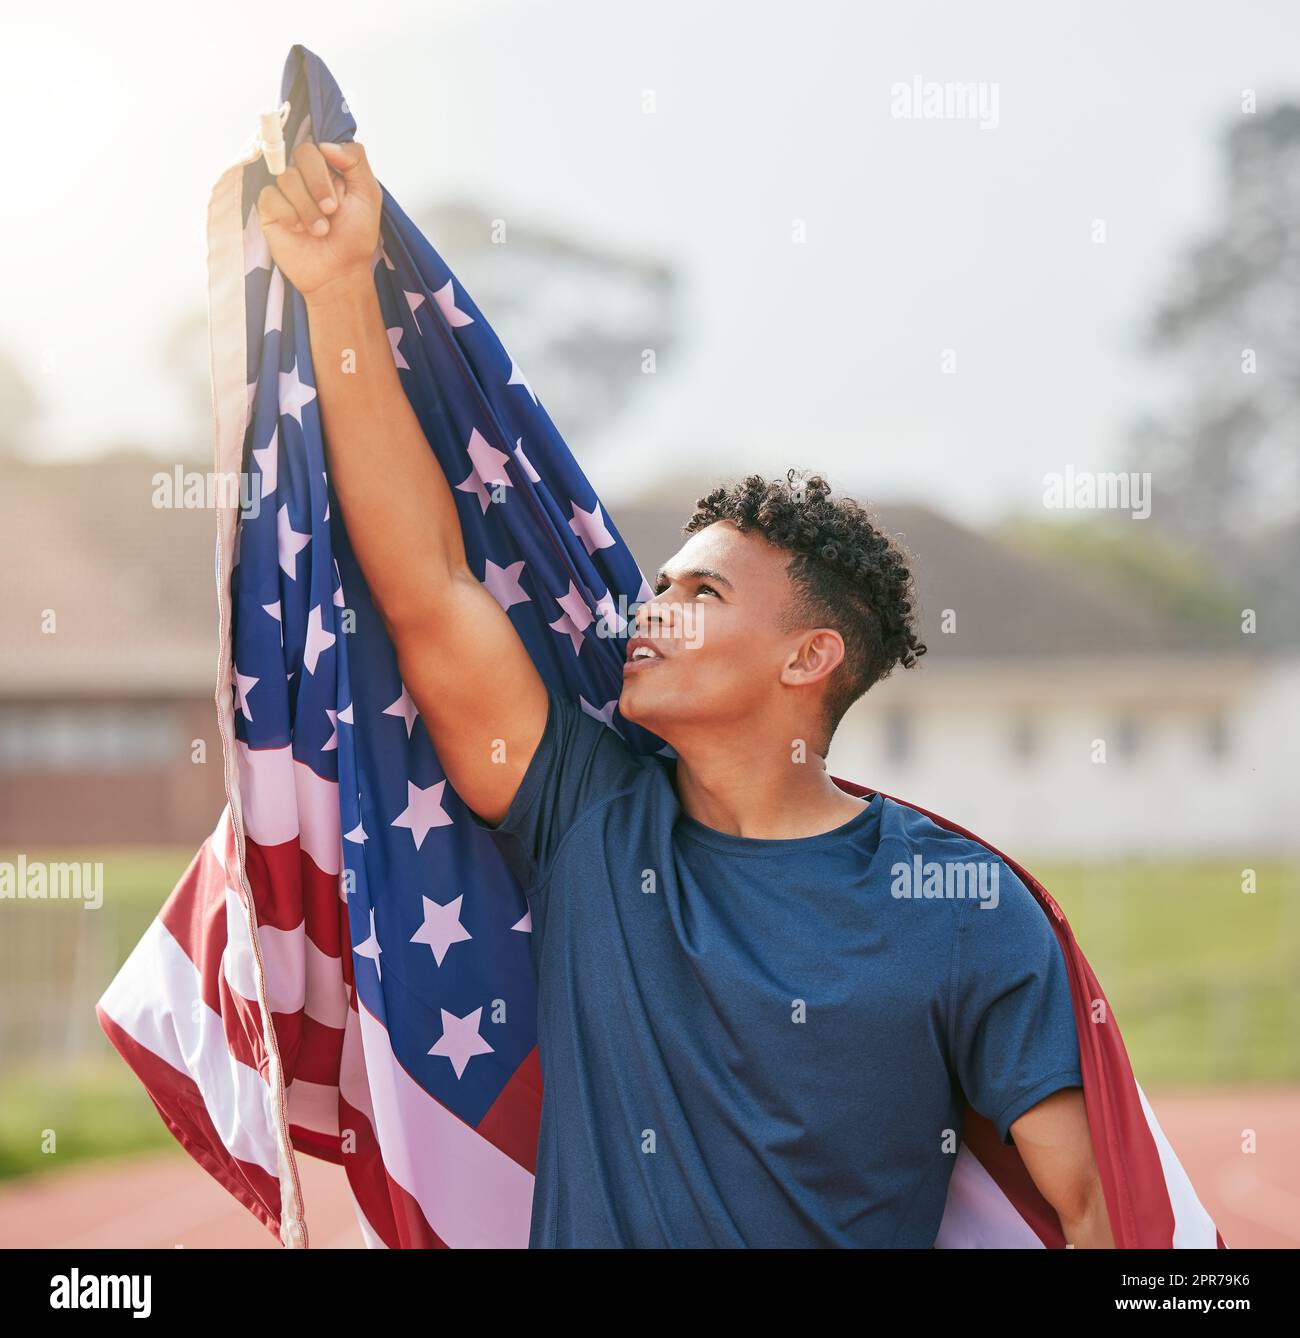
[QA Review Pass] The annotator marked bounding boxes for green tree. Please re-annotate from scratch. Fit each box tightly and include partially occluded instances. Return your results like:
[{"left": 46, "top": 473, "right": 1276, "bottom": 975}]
[{"left": 1131, "top": 104, "right": 1300, "bottom": 646}]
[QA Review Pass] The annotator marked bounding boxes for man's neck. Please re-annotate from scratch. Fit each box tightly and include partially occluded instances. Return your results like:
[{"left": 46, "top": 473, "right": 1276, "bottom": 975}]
[{"left": 668, "top": 725, "right": 869, "bottom": 840}]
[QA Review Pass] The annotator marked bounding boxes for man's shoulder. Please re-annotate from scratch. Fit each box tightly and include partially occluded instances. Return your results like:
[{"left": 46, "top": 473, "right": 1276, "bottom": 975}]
[
  {"left": 552, "top": 691, "right": 665, "bottom": 771},
  {"left": 875, "top": 795, "right": 1038, "bottom": 914},
  {"left": 544, "top": 690, "right": 674, "bottom": 812}
]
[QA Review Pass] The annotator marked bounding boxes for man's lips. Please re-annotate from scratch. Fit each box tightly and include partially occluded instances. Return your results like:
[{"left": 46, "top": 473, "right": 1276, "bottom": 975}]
[{"left": 624, "top": 636, "right": 667, "bottom": 672}]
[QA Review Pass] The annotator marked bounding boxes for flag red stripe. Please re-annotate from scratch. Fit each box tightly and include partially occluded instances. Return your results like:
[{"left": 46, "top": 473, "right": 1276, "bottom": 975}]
[
  {"left": 243, "top": 832, "right": 345, "bottom": 951},
  {"left": 96, "top": 1004, "right": 283, "bottom": 1240},
  {"left": 337, "top": 1093, "right": 449, "bottom": 1248}
]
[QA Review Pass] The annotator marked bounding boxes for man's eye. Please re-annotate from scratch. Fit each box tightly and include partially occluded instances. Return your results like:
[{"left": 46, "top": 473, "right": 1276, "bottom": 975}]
[{"left": 651, "top": 581, "right": 718, "bottom": 597}]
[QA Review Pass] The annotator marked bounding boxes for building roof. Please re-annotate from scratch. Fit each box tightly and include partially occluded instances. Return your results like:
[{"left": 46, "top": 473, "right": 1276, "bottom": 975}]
[
  {"left": 610, "top": 490, "right": 1228, "bottom": 662},
  {"left": 2, "top": 456, "right": 1237, "bottom": 698}
]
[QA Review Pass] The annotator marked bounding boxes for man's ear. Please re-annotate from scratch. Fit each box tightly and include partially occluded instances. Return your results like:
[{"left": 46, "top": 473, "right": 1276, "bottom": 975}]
[{"left": 779, "top": 628, "right": 845, "bottom": 688}]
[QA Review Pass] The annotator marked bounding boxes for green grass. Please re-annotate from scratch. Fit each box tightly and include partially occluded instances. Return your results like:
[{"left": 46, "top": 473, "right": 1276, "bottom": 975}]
[
  {"left": 0, "top": 849, "right": 1295, "bottom": 1181},
  {"left": 0, "top": 1057, "right": 176, "bottom": 1180},
  {"left": 0, "top": 847, "right": 196, "bottom": 1179},
  {"left": 1029, "top": 860, "right": 1300, "bottom": 1085}
]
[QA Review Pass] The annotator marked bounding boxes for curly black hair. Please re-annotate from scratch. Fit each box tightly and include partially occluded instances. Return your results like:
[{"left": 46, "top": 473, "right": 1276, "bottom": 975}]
[{"left": 683, "top": 470, "right": 926, "bottom": 739}]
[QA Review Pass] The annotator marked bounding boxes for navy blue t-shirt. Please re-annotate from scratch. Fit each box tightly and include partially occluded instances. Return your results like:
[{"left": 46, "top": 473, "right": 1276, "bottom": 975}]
[{"left": 471, "top": 692, "right": 1082, "bottom": 1247}]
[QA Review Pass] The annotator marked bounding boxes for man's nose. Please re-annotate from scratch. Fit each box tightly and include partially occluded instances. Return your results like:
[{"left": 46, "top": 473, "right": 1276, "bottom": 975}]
[{"left": 635, "top": 595, "right": 674, "bottom": 637}]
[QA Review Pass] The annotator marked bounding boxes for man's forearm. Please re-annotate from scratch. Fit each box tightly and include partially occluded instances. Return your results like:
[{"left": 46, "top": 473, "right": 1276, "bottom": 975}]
[{"left": 304, "top": 274, "right": 469, "bottom": 630}]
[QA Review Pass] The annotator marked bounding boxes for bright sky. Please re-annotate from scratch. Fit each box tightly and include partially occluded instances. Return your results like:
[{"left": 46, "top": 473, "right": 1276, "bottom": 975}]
[{"left": 4, "top": 0, "right": 1299, "bottom": 519}]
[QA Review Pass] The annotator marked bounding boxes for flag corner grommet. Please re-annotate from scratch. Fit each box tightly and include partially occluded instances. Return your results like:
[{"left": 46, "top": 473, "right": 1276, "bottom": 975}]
[{"left": 258, "top": 101, "right": 291, "bottom": 176}]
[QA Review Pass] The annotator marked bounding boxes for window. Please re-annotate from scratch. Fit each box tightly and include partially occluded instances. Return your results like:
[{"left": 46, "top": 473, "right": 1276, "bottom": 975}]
[
  {"left": 1010, "top": 714, "right": 1039, "bottom": 761},
  {"left": 1114, "top": 715, "right": 1141, "bottom": 762},
  {"left": 884, "top": 709, "right": 913, "bottom": 764},
  {"left": 1206, "top": 712, "right": 1230, "bottom": 762},
  {"left": 0, "top": 703, "right": 182, "bottom": 772}
]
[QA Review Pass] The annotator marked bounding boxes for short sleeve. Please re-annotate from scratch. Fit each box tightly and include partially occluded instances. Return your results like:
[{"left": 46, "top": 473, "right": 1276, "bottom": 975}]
[
  {"left": 464, "top": 690, "right": 646, "bottom": 888},
  {"left": 947, "top": 862, "right": 1083, "bottom": 1145}
]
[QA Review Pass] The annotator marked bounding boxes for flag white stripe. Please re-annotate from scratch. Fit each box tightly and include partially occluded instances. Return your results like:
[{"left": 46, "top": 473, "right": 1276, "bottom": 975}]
[
  {"left": 229, "top": 905, "right": 349, "bottom": 1030},
  {"left": 1136, "top": 1082, "right": 1220, "bottom": 1247},
  {"left": 236, "top": 742, "right": 342, "bottom": 876},
  {"left": 351, "top": 1192, "right": 389, "bottom": 1249},
  {"left": 98, "top": 917, "right": 282, "bottom": 1179},
  {"left": 935, "top": 1144, "right": 1045, "bottom": 1248},
  {"left": 342, "top": 1001, "right": 534, "bottom": 1248},
  {"left": 286, "top": 1078, "right": 341, "bottom": 1139}
]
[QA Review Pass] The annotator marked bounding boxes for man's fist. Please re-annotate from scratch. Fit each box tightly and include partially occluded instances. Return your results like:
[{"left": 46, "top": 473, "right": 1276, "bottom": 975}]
[{"left": 256, "top": 141, "right": 381, "bottom": 299}]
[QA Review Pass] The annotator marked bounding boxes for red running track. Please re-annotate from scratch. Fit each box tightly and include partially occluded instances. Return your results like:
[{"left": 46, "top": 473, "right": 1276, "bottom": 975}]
[{"left": 0, "top": 1088, "right": 1295, "bottom": 1249}]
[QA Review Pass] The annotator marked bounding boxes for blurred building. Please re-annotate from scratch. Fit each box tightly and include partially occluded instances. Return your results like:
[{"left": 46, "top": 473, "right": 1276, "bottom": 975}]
[
  {"left": 4, "top": 455, "right": 1294, "bottom": 859},
  {"left": 614, "top": 493, "right": 1299, "bottom": 861},
  {"left": 0, "top": 454, "right": 224, "bottom": 846}
]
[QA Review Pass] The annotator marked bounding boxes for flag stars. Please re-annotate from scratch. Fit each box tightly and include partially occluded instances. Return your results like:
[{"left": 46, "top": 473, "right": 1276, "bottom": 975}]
[
  {"left": 244, "top": 205, "right": 271, "bottom": 276},
  {"left": 549, "top": 581, "right": 595, "bottom": 655},
  {"left": 277, "top": 504, "right": 311, "bottom": 578},
  {"left": 569, "top": 501, "right": 616, "bottom": 556},
  {"left": 387, "top": 326, "right": 410, "bottom": 370},
  {"left": 455, "top": 428, "right": 513, "bottom": 514},
  {"left": 433, "top": 278, "right": 474, "bottom": 328},
  {"left": 482, "top": 558, "right": 530, "bottom": 613},
  {"left": 354, "top": 907, "right": 383, "bottom": 980},
  {"left": 234, "top": 668, "right": 259, "bottom": 720},
  {"left": 303, "top": 604, "right": 336, "bottom": 674},
  {"left": 323, "top": 708, "right": 339, "bottom": 751},
  {"left": 580, "top": 697, "right": 620, "bottom": 729},
  {"left": 507, "top": 359, "right": 537, "bottom": 403},
  {"left": 391, "top": 780, "right": 452, "bottom": 850},
  {"left": 279, "top": 361, "right": 318, "bottom": 426},
  {"left": 262, "top": 600, "right": 283, "bottom": 646},
  {"left": 409, "top": 894, "right": 472, "bottom": 966},
  {"left": 252, "top": 428, "right": 279, "bottom": 499},
  {"left": 383, "top": 686, "right": 420, "bottom": 737},
  {"left": 595, "top": 590, "right": 627, "bottom": 637},
  {"left": 264, "top": 267, "right": 285, "bottom": 336},
  {"left": 428, "top": 1006, "right": 494, "bottom": 1079},
  {"left": 513, "top": 437, "right": 540, "bottom": 483}
]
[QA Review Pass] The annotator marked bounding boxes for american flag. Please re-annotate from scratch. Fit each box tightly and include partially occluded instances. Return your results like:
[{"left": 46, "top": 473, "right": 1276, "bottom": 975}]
[{"left": 96, "top": 44, "right": 1224, "bottom": 1250}]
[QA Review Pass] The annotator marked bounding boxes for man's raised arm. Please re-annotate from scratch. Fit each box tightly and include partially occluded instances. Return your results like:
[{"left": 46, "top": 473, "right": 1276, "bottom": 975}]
[{"left": 256, "top": 139, "right": 548, "bottom": 825}]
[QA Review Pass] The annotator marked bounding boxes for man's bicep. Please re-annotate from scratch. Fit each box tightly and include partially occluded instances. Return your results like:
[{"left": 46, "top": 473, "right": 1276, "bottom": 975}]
[
  {"left": 392, "top": 568, "right": 549, "bottom": 826},
  {"left": 1009, "top": 1087, "right": 1108, "bottom": 1237}
]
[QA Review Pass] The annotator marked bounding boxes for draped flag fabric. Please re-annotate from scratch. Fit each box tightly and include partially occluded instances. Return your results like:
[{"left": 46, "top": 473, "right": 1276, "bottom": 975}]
[{"left": 96, "top": 45, "right": 1224, "bottom": 1250}]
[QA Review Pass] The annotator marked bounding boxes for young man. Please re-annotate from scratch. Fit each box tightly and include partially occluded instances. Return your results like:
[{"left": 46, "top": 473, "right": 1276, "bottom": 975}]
[{"left": 257, "top": 140, "right": 1114, "bottom": 1248}]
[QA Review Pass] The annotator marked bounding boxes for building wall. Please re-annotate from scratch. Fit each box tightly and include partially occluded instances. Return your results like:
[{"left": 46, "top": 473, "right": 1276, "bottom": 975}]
[
  {"left": 0, "top": 696, "right": 226, "bottom": 847},
  {"left": 830, "top": 657, "right": 1300, "bottom": 859},
  {"left": 3, "top": 662, "right": 1294, "bottom": 858}
]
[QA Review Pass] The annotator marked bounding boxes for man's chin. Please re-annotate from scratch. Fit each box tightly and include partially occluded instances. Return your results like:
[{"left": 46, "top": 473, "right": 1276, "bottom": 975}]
[
  {"left": 617, "top": 676, "right": 658, "bottom": 728},
  {"left": 617, "top": 680, "right": 643, "bottom": 725}
]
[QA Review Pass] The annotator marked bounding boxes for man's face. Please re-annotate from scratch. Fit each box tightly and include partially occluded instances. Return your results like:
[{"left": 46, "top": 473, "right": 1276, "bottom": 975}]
[{"left": 618, "top": 521, "right": 805, "bottom": 741}]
